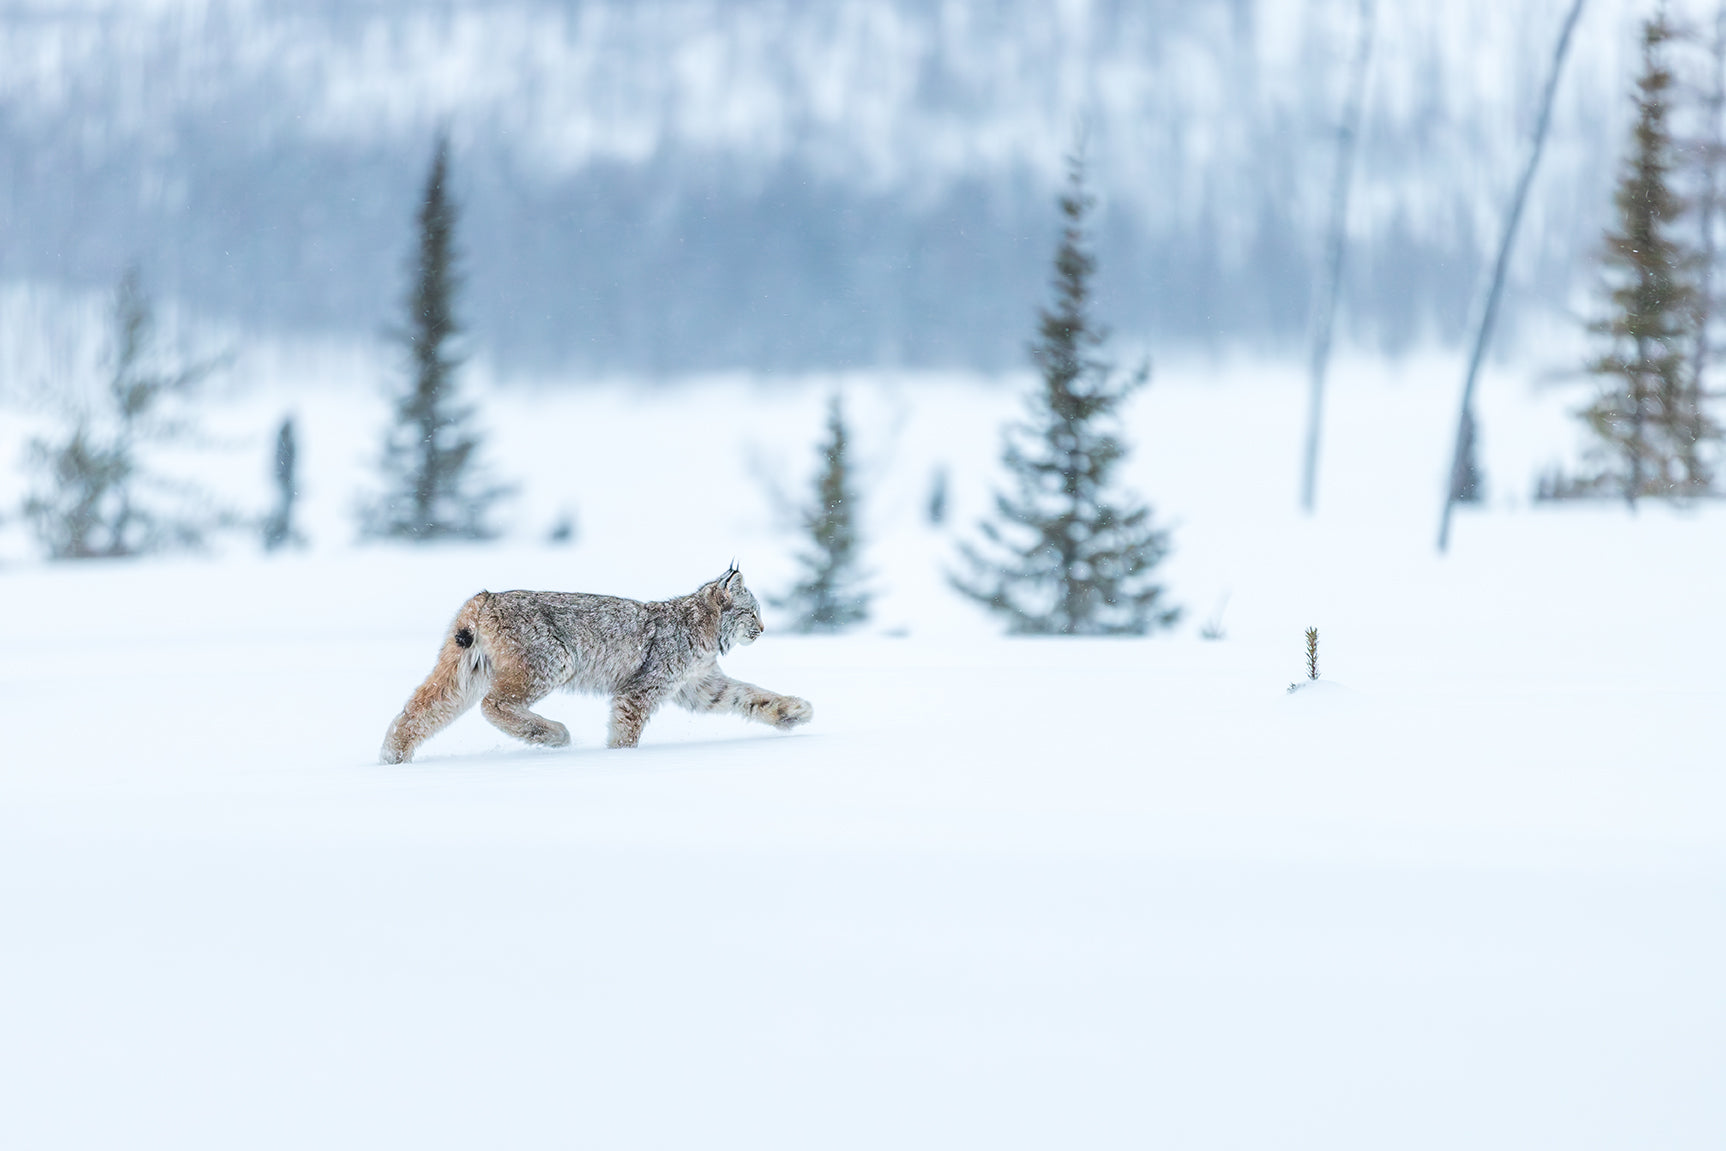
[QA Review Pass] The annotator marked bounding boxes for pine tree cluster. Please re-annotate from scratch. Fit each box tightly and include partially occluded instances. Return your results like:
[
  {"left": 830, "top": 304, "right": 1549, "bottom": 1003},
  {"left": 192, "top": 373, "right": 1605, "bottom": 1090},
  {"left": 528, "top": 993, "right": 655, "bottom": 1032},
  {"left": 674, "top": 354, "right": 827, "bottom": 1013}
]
[{"left": 20, "top": 128, "right": 1188, "bottom": 645}]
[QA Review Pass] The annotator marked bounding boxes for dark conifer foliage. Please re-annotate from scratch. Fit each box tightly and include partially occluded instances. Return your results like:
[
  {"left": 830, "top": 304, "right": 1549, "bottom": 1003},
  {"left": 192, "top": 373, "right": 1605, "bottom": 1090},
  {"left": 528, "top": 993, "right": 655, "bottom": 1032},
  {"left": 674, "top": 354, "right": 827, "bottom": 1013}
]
[
  {"left": 1687, "top": 5, "right": 1726, "bottom": 400},
  {"left": 773, "top": 394, "right": 870, "bottom": 633},
  {"left": 24, "top": 267, "right": 223, "bottom": 559},
  {"left": 1576, "top": 14, "right": 1718, "bottom": 501},
  {"left": 362, "top": 134, "right": 509, "bottom": 541},
  {"left": 952, "top": 146, "right": 1178, "bottom": 635},
  {"left": 262, "top": 416, "right": 303, "bottom": 551}
]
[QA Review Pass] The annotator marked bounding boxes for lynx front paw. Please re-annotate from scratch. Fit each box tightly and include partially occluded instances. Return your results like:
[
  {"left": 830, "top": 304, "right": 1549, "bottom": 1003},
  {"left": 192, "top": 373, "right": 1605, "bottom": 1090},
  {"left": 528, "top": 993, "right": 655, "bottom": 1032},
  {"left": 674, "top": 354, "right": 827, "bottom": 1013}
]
[{"left": 771, "top": 696, "right": 813, "bottom": 730}]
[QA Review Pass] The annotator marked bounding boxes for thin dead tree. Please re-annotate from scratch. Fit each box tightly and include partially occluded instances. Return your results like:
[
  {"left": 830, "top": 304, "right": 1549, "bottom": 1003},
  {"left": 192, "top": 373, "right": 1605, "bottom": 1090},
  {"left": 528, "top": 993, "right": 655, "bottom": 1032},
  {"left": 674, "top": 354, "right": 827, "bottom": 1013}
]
[
  {"left": 1300, "top": 0, "right": 1376, "bottom": 514},
  {"left": 1438, "top": 0, "right": 1589, "bottom": 553}
]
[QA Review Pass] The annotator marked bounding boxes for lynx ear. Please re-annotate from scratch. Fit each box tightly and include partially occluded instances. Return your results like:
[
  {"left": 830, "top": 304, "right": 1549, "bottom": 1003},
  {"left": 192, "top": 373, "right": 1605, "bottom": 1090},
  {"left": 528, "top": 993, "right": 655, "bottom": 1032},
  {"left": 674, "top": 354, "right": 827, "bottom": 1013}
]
[
  {"left": 706, "top": 564, "right": 738, "bottom": 608},
  {"left": 721, "top": 561, "right": 742, "bottom": 591}
]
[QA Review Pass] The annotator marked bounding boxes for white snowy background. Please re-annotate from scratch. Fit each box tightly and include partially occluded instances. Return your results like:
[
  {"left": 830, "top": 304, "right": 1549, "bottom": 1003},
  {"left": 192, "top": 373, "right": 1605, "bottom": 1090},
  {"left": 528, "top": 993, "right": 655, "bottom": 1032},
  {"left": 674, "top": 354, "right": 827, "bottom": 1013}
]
[{"left": 1, "top": 1, "right": 1723, "bottom": 1149}]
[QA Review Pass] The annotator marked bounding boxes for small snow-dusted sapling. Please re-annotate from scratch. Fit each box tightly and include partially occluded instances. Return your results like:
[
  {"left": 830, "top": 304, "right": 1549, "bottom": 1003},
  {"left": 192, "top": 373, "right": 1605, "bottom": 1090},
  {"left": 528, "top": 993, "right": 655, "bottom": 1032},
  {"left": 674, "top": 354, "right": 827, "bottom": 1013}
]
[
  {"left": 1199, "top": 593, "right": 1230, "bottom": 641},
  {"left": 1289, "top": 627, "right": 1321, "bottom": 694},
  {"left": 381, "top": 565, "right": 812, "bottom": 762}
]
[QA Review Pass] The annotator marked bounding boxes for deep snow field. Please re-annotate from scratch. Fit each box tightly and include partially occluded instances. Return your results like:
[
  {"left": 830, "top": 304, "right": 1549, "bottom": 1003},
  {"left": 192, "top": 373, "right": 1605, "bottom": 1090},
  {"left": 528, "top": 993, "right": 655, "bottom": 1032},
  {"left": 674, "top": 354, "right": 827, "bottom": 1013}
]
[{"left": 1, "top": 351, "right": 1722, "bottom": 1149}]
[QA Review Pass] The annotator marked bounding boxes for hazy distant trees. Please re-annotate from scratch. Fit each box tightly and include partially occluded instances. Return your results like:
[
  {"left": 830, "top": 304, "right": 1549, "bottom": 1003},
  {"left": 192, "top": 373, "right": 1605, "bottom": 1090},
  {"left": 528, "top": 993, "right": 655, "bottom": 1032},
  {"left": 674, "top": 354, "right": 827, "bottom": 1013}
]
[
  {"left": 953, "top": 145, "right": 1178, "bottom": 636},
  {"left": 23, "top": 267, "right": 225, "bottom": 559},
  {"left": 1559, "top": 14, "right": 1720, "bottom": 502},
  {"left": 773, "top": 394, "right": 870, "bottom": 633},
  {"left": 361, "top": 134, "right": 509, "bottom": 541}
]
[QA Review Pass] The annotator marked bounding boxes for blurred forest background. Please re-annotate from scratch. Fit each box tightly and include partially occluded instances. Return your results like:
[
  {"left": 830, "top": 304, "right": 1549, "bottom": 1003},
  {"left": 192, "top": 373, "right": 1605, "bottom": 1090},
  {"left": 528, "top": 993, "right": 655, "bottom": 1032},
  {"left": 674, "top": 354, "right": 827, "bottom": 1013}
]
[
  {"left": 6, "top": 0, "right": 1726, "bottom": 622},
  {"left": 0, "top": 0, "right": 1649, "bottom": 373}
]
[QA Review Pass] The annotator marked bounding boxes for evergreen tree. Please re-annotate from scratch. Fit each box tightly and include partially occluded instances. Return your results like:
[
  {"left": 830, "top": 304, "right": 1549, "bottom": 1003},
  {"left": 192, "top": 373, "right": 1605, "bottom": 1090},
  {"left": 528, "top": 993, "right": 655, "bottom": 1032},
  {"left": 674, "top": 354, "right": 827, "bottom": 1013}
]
[
  {"left": 23, "top": 267, "right": 222, "bottom": 559},
  {"left": 362, "top": 134, "right": 509, "bottom": 540},
  {"left": 952, "top": 145, "right": 1178, "bottom": 635},
  {"left": 773, "top": 394, "right": 869, "bottom": 632},
  {"left": 1686, "top": 4, "right": 1726, "bottom": 401},
  {"left": 262, "top": 415, "right": 303, "bottom": 551},
  {"left": 1578, "top": 13, "right": 1718, "bottom": 501}
]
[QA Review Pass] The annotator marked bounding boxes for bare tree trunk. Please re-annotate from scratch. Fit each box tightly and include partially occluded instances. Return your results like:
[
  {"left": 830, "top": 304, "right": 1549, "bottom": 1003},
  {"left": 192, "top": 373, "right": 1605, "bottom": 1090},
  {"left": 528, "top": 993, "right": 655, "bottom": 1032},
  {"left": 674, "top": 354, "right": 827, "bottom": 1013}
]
[
  {"left": 1300, "top": 0, "right": 1375, "bottom": 514},
  {"left": 1438, "top": 0, "right": 1588, "bottom": 553}
]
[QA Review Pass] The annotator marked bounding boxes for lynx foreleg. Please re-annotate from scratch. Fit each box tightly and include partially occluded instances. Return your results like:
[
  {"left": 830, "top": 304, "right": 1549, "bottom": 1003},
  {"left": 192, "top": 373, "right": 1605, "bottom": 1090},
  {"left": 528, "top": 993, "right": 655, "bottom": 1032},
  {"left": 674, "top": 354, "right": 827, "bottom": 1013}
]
[
  {"left": 610, "top": 673, "right": 689, "bottom": 749},
  {"left": 676, "top": 667, "right": 813, "bottom": 731}
]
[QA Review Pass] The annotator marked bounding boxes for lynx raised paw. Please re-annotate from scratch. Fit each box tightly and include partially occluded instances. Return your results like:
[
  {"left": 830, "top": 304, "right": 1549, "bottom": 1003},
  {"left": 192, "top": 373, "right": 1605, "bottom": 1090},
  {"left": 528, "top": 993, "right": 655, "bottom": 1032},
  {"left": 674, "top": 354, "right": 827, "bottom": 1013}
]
[{"left": 770, "top": 696, "right": 814, "bottom": 730}]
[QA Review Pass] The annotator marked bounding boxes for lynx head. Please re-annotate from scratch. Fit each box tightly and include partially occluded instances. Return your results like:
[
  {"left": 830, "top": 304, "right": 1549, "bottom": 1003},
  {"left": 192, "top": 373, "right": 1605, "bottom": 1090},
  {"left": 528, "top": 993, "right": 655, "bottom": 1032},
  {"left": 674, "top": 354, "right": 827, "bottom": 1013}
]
[{"left": 706, "top": 562, "right": 764, "bottom": 653}]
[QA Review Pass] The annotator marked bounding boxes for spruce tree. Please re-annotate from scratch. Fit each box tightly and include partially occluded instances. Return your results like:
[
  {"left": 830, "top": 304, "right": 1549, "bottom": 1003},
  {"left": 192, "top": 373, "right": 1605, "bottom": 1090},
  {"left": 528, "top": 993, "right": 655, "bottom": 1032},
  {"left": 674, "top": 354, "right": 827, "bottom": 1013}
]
[
  {"left": 773, "top": 394, "right": 869, "bottom": 633},
  {"left": 1578, "top": 13, "right": 1718, "bottom": 501},
  {"left": 362, "top": 134, "right": 509, "bottom": 541},
  {"left": 952, "top": 146, "right": 1178, "bottom": 636}
]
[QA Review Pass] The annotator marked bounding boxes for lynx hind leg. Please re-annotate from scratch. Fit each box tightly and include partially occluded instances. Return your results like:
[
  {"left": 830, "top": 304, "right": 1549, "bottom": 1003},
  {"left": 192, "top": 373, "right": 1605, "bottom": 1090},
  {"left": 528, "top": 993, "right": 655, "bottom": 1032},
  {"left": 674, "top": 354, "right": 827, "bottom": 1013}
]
[
  {"left": 380, "top": 611, "right": 492, "bottom": 764},
  {"left": 475, "top": 629, "right": 573, "bottom": 751},
  {"left": 480, "top": 694, "right": 571, "bottom": 749}
]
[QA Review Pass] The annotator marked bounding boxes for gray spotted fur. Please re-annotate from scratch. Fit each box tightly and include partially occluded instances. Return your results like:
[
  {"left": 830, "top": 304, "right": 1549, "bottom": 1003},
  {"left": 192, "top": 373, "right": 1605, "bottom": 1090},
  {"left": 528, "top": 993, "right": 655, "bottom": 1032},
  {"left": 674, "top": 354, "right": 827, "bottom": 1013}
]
[{"left": 380, "top": 565, "right": 812, "bottom": 762}]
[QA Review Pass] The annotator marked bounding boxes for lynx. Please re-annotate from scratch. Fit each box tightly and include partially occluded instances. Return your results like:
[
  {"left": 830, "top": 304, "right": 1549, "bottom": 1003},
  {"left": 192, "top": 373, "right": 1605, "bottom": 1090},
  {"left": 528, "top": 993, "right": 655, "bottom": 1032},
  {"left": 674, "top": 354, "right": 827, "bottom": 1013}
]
[{"left": 380, "top": 565, "right": 813, "bottom": 763}]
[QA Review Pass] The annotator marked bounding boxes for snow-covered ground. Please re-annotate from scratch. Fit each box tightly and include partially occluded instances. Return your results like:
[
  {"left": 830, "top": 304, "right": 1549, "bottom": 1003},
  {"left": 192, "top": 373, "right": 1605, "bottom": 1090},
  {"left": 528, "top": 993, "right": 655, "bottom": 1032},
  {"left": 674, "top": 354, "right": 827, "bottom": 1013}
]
[{"left": 2, "top": 355, "right": 1722, "bottom": 1148}]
